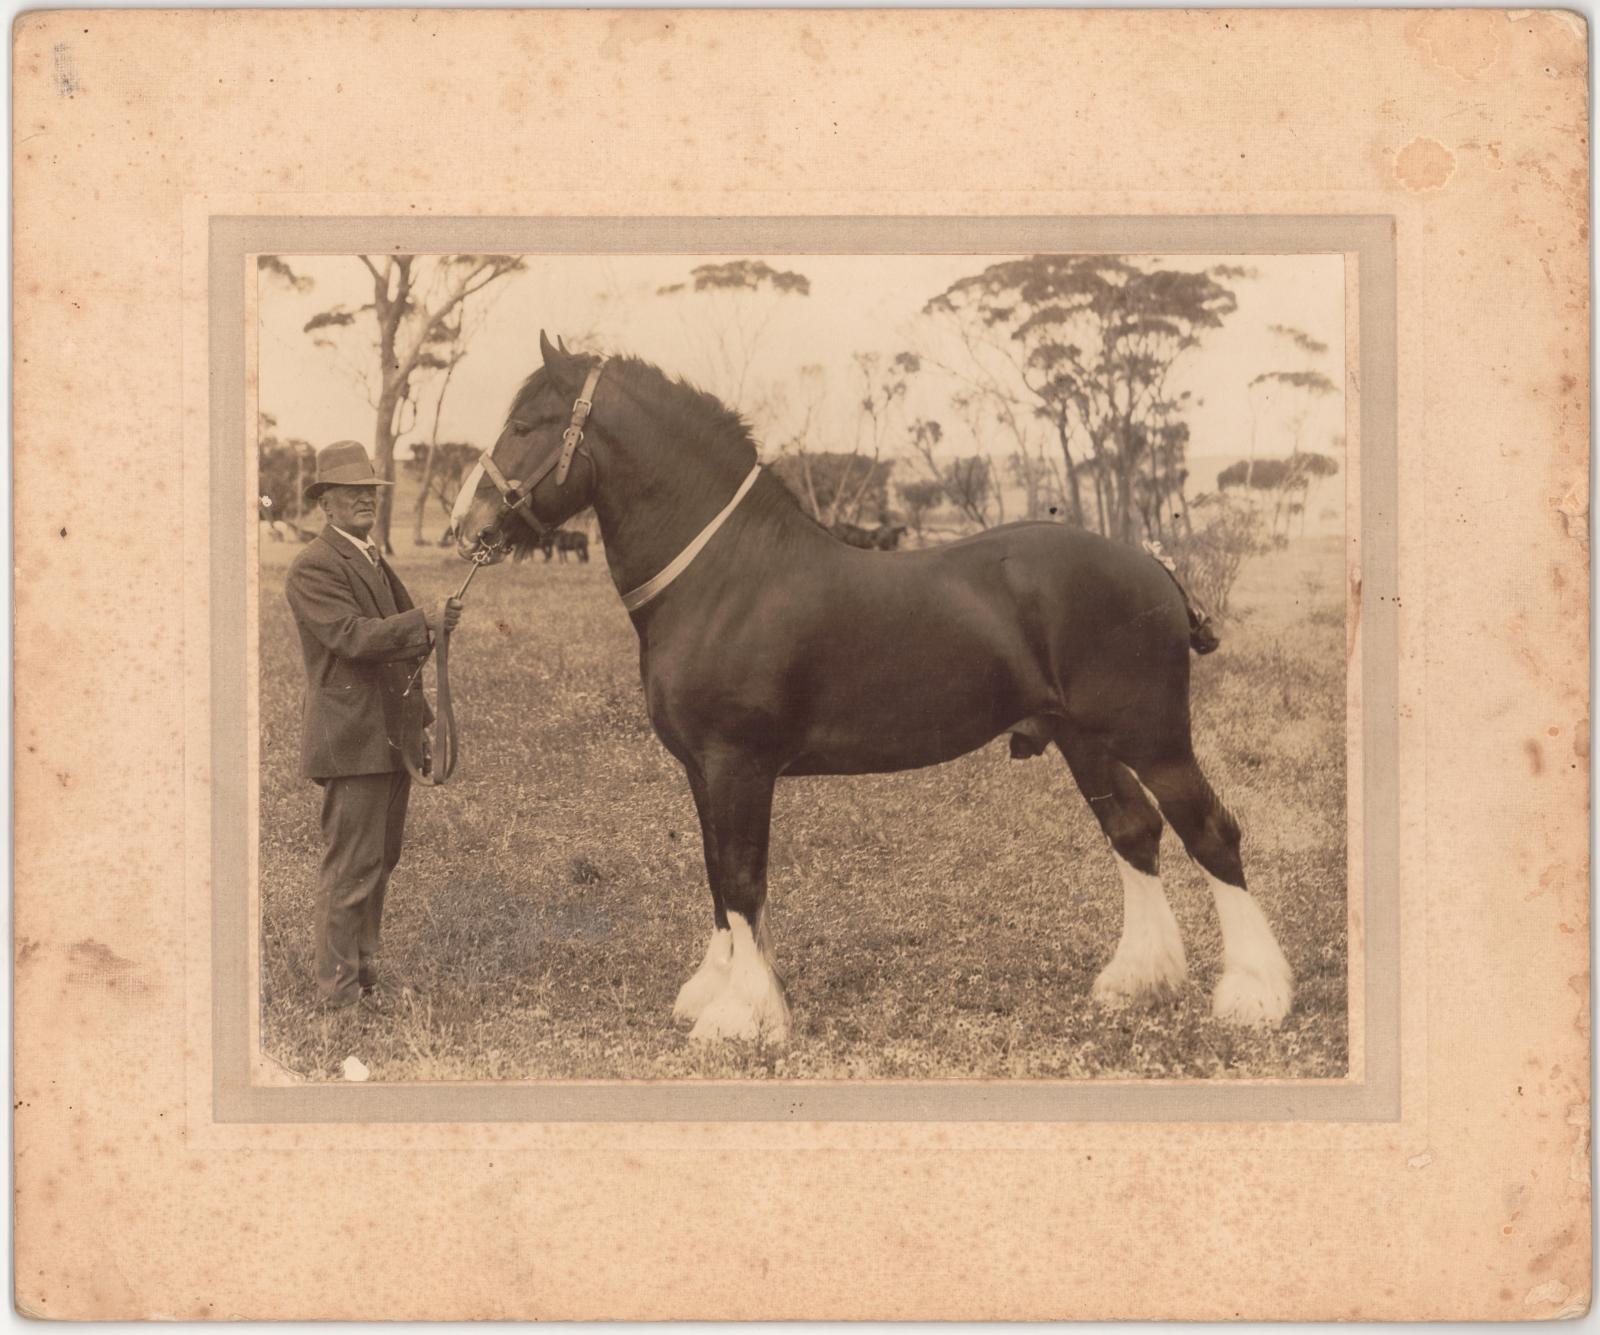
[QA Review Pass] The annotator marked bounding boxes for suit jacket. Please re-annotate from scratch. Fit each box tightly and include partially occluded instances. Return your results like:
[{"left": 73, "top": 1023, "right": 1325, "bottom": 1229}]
[{"left": 285, "top": 527, "right": 434, "bottom": 781}]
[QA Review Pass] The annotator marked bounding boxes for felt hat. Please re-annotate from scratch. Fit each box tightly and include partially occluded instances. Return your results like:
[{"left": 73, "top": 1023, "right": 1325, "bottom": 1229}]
[{"left": 303, "top": 441, "right": 393, "bottom": 500}]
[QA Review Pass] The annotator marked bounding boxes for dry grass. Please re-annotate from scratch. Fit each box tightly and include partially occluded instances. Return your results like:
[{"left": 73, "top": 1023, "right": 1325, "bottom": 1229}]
[{"left": 258, "top": 531, "right": 1348, "bottom": 1081}]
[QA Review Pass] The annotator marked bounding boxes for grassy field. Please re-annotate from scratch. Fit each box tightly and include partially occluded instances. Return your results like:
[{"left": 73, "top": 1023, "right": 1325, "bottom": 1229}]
[{"left": 258, "top": 526, "right": 1348, "bottom": 1081}]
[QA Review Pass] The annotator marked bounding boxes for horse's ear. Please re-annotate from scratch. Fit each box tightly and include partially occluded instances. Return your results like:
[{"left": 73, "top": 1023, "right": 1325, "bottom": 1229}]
[
  {"left": 539, "top": 330, "right": 576, "bottom": 386},
  {"left": 557, "top": 335, "right": 570, "bottom": 354}
]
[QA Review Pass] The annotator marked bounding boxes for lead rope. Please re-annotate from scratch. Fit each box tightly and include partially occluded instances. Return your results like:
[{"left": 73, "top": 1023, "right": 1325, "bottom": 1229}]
[{"left": 402, "top": 548, "right": 490, "bottom": 786}]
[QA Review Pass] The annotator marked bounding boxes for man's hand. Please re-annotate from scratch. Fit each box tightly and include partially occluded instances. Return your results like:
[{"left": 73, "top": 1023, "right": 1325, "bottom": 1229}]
[{"left": 427, "top": 597, "right": 464, "bottom": 636}]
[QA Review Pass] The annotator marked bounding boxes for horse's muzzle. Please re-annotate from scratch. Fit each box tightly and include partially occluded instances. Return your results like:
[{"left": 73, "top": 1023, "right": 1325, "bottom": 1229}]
[{"left": 458, "top": 524, "right": 510, "bottom": 566}]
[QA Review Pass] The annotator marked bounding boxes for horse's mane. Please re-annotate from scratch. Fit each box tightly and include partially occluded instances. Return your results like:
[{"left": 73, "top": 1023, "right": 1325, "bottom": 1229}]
[
  {"left": 497, "top": 354, "right": 820, "bottom": 555},
  {"left": 606, "top": 359, "right": 828, "bottom": 530},
  {"left": 611, "top": 356, "right": 761, "bottom": 470}
]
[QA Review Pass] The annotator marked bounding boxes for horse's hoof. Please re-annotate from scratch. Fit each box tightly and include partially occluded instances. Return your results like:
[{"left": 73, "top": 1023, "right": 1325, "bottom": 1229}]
[
  {"left": 1091, "top": 974, "right": 1183, "bottom": 1010},
  {"left": 1091, "top": 948, "right": 1187, "bottom": 1009},
  {"left": 1092, "top": 975, "right": 1170, "bottom": 1009},
  {"left": 1206, "top": 879, "right": 1293, "bottom": 1027},
  {"left": 688, "top": 989, "right": 790, "bottom": 1046},
  {"left": 673, "top": 929, "right": 733, "bottom": 1024},
  {"left": 673, "top": 966, "right": 731, "bottom": 1023},
  {"left": 1212, "top": 964, "right": 1293, "bottom": 1027}
]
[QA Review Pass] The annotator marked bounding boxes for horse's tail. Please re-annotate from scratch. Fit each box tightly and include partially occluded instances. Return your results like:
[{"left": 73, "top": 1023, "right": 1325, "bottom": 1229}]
[
  {"left": 1141, "top": 540, "right": 1220, "bottom": 656},
  {"left": 1189, "top": 610, "right": 1221, "bottom": 656}
]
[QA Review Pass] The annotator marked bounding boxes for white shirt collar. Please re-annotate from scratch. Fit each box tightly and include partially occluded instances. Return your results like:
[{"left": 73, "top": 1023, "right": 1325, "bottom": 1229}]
[{"left": 331, "top": 525, "right": 378, "bottom": 558}]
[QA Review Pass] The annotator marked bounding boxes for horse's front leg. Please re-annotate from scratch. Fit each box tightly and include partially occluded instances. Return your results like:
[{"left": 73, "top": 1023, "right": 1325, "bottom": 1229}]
[
  {"left": 672, "top": 765, "right": 732, "bottom": 1023},
  {"left": 686, "top": 752, "right": 789, "bottom": 1045}
]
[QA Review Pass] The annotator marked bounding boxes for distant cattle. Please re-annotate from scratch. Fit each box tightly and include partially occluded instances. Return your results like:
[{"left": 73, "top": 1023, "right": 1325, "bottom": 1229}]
[
  {"left": 541, "top": 529, "right": 591, "bottom": 563},
  {"left": 831, "top": 521, "right": 907, "bottom": 551}
]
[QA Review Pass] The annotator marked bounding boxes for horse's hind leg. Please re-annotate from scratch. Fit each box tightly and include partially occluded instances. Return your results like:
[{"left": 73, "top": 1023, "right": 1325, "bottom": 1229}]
[
  {"left": 685, "top": 752, "right": 789, "bottom": 1044},
  {"left": 1126, "top": 748, "right": 1293, "bottom": 1026},
  {"left": 1057, "top": 733, "right": 1187, "bottom": 1007},
  {"left": 672, "top": 766, "right": 733, "bottom": 1023}
]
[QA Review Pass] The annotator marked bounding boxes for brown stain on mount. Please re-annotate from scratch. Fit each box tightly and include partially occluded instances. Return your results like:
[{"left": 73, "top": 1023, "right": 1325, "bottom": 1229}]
[
  {"left": 598, "top": 14, "right": 675, "bottom": 62},
  {"left": 1395, "top": 136, "right": 1456, "bottom": 192},
  {"left": 1346, "top": 570, "right": 1362, "bottom": 664},
  {"left": 1528, "top": 1225, "right": 1576, "bottom": 1274},
  {"left": 66, "top": 939, "right": 150, "bottom": 995},
  {"left": 50, "top": 41, "right": 81, "bottom": 97},
  {"left": 1406, "top": 10, "right": 1503, "bottom": 80},
  {"left": 1554, "top": 482, "right": 1589, "bottom": 549}
]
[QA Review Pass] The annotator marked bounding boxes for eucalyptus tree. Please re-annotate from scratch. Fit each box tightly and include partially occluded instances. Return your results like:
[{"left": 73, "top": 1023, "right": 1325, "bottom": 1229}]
[
  {"left": 263, "top": 254, "right": 526, "bottom": 550},
  {"left": 656, "top": 259, "right": 811, "bottom": 438},
  {"left": 1244, "top": 324, "right": 1337, "bottom": 488},
  {"left": 926, "top": 255, "right": 1239, "bottom": 543}
]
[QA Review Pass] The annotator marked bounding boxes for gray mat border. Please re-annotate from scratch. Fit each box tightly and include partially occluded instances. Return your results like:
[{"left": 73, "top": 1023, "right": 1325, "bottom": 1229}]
[{"left": 211, "top": 215, "right": 1398, "bottom": 1123}]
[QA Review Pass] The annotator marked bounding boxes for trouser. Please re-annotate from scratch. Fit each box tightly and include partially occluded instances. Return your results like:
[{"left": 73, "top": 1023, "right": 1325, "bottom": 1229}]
[{"left": 314, "top": 770, "right": 411, "bottom": 1004}]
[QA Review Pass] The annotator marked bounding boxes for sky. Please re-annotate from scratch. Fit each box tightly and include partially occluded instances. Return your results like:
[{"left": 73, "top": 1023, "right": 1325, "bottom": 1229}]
[{"left": 256, "top": 251, "right": 1345, "bottom": 480}]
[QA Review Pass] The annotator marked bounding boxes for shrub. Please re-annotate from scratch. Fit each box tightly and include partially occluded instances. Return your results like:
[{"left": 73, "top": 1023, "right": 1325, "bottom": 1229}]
[{"left": 1169, "top": 492, "right": 1278, "bottom": 618}]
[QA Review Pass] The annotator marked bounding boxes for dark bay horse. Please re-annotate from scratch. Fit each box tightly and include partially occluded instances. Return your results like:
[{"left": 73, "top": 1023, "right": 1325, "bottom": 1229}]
[{"left": 450, "top": 334, "right": 1293, "bottom": 1043}]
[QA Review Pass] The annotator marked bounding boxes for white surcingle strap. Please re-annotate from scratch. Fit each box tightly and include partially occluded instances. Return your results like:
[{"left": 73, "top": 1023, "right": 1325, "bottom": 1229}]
[{"left": 620, "top": 464, "right": 763, "bottom": 613}]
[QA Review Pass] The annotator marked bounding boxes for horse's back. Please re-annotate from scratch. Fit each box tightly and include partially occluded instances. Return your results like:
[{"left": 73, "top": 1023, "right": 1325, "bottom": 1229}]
[
  {"left": 816, "top": 519, "right": 1190, "bottom": 702},
  {"left": 862, "top": 521, "right": 1182, "bottom": 625}
]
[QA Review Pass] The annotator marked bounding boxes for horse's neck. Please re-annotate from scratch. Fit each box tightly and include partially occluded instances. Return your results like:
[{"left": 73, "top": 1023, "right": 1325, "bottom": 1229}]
[{"left": 589, "top": 444, "right": 745, "bottom": 595}]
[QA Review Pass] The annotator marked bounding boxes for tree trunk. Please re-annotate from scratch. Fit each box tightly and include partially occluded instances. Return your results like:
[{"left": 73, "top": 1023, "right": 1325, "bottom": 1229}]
[
  {"left": 1053, "top": 420, "right": 1086, "bottom": 528},
  {"left": 411, "top": 441, "right": 439, "bottom": 544},
  {"left": 1147, "top": 437, "right": 1164, "bottom": 540},
  {"left": 373, "top": 384, "right": 403, "bottom": 553},
  {"left": 1114, "top": 423, "right": 1137, "bottom": 543},
  {"left": 412, "top": 349, "right": 462, "bottom": 544},
  {"left": 834, "top": 456, "right": 880, "bottom": 525},
  {"left": 797, "top": 453, "right": 824, "bottom": 521},
  {"left": 1019, "top": 453, "right": 1039, "bottom": 520},
  {"left": 1245, "top": 397, "right": 1259, "bottom": 489}
]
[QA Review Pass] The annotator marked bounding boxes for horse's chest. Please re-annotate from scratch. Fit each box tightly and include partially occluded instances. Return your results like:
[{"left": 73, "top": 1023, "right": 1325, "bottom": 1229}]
[{"left": 640, "top": 639, "right": 792, "bottom": 751}]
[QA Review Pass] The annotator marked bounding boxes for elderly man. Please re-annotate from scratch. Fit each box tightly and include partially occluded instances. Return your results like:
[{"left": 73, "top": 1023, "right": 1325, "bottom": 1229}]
[{"left": 285, "top": 441, "right": 463, "bottom": 1013}]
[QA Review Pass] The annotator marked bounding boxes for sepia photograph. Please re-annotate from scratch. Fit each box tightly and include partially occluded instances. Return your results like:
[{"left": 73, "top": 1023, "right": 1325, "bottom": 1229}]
[
  {"left": 15, "top": 5, "right": 1588, "bottom": 1318},
  {"left": 255, "top": 248, "right": 1352, "bottom": 1084}
]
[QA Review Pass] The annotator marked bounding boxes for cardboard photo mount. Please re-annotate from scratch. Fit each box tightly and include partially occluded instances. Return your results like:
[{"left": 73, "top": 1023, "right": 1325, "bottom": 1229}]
[{"left": 13, "top": 9, "right": 1590, "bottom": 1320}]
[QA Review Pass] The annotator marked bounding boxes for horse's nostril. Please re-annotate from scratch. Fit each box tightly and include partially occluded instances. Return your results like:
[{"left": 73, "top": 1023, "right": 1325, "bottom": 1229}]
[{"left": 477, "top": 527, "right": 496, "bottom": 545}]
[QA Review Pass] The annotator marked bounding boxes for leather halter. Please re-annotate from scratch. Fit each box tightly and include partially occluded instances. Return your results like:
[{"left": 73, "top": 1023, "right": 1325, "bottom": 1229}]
[
  {"left": 416, "top": 360, "right": 605, "bottom": 788},
  {"left": 480, "top": 360, "right": 606, "bottom": 524},
  {"left": 473, "top": 356, "right": 762, "bottom": 614}
]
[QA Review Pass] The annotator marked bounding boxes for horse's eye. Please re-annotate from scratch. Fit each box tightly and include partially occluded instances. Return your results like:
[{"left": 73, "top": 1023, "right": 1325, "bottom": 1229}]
[{"left": 510, "top": 421, "right": 532, "bottom": 437}]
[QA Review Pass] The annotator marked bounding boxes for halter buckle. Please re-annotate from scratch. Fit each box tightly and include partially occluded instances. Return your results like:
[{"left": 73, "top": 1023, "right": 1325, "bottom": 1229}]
[
  {"left": 555, "top": 365, "right": 605, "bottom": 486},
  {"left": 555, "top": 427, "right": 584, "bottom": 486}
]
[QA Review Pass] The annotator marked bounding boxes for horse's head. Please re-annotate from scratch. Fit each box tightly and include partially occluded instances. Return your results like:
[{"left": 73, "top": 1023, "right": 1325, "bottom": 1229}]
[{"left": 450, "top": 331, "right": 603, "bottom": 564}]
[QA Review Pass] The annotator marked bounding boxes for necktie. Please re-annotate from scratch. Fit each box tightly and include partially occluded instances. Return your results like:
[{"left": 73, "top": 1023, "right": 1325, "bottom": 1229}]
[{"left": 364, "top": 546, "right": 379, "bottom": 568}]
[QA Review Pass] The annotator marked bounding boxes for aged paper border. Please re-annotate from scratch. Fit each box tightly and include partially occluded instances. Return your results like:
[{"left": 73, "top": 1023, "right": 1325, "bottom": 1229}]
[
  {"left": 206, "top": 213, "right": 1395, "bottom": 1122},
  {"left": 21, "top": 9, "right": 1587, "bottom": 1317}
]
